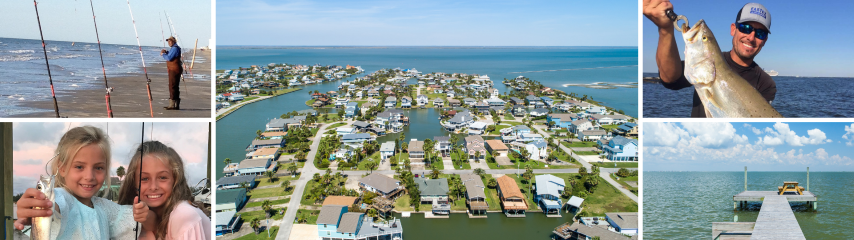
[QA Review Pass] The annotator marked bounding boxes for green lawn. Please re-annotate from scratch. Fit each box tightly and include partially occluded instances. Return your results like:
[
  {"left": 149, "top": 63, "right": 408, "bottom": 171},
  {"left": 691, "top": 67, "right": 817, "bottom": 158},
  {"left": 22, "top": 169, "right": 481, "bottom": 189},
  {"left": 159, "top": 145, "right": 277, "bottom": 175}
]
[
  {"left": 592, "top": 162, "right": 638, "bottom": 168},
  {"left": 506, "top": 173, "right": 638, "bottom": 215},
  {"left": 245, "top": 198, "right": 291, "bottom": 208},
  {"left": 599, "top": 124, "right": 621, "bottom": 132},
  {"left": 487, "top": 153, "right": 577, "bottom": 169},
  {"left": 327, "top": 122, "right": 348, "bottom": 129},
  {"left": 357, "top": 159, "right": 380, "bottom": 171},
  {"left": 233, "top": 226, "right": 279, "bottom": 240},
  {"left": 562, "top": 141, "right": 599, "bottom": 148},
  {"left": 300, "top": 180, "right": 320, "bottom": 206},
  {"left": 394, "top": 194, "right": 413, "bottom": 211},
  {"left": 256, "top": 175, "right": 300, "bottom": 188},
  {"left": 450, "top": 151, "right": 472, "bottom": 170},
  {"left": 502, "top": 121, "right": 524, "bottom": 126},
  {"left": 304, "top": 99, "right": 314, "bottom": 106},
  {"left": 489, "top": 125, "right": 510, "bottom": 135},
  {"left": 503, "top": 115, "right": 516, "bottom": 120},
  {"left": 247, "top": 186, "right": 292, "bottom": 199},
  {"left": 574, "top": 151, "right": 600, "bottom": 155},
  {"left": 296, "top": 209, "right": 321, "bottom": 225},
  {"left": 610, "top": 174, "right": 638, "bottom": 192},
  {"left": 481, "top": 175, "right": 503, "bottom": 211},
  {"left": 239, "top": 208, "right": 285, "bottom": 223},
  {"left": 504, "top": 174, "right": 539, "bottom": 211}
]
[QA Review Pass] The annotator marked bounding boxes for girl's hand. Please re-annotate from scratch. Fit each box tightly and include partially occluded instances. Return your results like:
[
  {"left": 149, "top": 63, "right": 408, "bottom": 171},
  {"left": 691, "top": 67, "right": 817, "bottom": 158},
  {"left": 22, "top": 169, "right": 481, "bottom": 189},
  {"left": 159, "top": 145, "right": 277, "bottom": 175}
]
[
  {"left": 133, "top": 196, "right": 149, "bottom": 223},
  {"left": 14, "top": 188, "right": 53, "bottom": 230}
]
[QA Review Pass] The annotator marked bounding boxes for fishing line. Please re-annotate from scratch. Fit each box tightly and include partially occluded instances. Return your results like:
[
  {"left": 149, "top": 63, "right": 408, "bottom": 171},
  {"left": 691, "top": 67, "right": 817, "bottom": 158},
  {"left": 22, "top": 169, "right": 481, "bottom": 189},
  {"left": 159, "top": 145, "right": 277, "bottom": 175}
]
[
  {"left": 33, "top": 0, "right": 61, "bottom": 118},
  {"left": 88, "top": 0, "right": 114, "bottom": 118},
  {"left": 134, "top": 122, "right": 144, "bottom": 239},
  {"left": 126, "top": 0, "right": 154, "bottom": 118},
  {"left": 159, "top": 13, "right": 166, "bottom": 48},
  {"left": 164, "top": 11, "right": 191, "bottom": 92}
]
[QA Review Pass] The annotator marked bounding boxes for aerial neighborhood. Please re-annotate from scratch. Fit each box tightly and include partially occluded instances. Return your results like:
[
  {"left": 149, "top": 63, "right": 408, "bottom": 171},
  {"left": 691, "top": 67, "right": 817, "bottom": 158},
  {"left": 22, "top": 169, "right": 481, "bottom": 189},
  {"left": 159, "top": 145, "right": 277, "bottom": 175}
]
[{"left": 215, "top": 64, "right": 639, "bottom": 240}]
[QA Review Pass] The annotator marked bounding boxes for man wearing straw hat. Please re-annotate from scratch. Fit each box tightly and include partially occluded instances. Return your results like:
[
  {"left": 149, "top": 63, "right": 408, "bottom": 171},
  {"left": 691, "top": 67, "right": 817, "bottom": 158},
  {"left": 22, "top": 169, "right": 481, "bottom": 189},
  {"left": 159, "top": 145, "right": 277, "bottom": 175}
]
[{"left": 160, "top": 36, "right": 182, "bottom": 110}]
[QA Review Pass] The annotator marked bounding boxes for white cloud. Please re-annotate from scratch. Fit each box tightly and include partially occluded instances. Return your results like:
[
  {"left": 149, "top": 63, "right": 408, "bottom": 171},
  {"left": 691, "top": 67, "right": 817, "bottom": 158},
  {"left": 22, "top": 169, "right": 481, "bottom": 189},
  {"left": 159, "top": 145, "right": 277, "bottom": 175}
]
[
  {"left": 843, "top": 123, "right": 854, "bottom": 146},
  {"left": 744, "top": 123, "right": 762, "bottom": 134},
  {"left": 755, "top": 123, "right": 828, "bottom": 147},
  {"left": 642, "top": 122, "right": 688, "bottom": 147},
  {"left": 680, "top": 122, "right": 747, "bottom": 148}
]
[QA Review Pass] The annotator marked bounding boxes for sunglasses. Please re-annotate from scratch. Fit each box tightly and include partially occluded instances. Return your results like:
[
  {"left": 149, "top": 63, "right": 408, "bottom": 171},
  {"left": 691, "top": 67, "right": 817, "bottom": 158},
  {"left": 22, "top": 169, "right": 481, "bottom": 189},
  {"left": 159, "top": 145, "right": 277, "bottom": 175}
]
[{"left": 736, "top": 23, "right": 768, "bottom": 40}]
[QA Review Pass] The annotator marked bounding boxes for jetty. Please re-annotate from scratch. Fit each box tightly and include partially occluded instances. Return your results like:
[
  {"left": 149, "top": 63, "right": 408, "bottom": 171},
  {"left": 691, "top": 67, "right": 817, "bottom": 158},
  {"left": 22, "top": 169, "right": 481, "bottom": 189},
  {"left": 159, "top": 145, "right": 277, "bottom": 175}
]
[{"left": 712, "top": 168, "right": 815, "bottom": 240}]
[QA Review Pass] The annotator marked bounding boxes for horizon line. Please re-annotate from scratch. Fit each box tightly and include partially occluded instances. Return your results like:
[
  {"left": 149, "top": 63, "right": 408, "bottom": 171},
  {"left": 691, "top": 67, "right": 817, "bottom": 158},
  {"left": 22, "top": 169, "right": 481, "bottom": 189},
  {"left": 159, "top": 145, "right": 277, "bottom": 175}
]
[{"left": 217, "top": 45, "right": 639, "bottom": 48}]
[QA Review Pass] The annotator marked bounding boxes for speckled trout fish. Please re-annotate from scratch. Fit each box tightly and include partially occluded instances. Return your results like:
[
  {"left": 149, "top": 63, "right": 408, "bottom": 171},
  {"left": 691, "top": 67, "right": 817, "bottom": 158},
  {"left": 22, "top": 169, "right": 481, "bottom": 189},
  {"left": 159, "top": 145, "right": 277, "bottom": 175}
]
[
  {"left": 682, "top": 20, "right": 782, "bottom": 118},
  {"left": 31, "top": 175, "right": 55, "bottom": 240}
]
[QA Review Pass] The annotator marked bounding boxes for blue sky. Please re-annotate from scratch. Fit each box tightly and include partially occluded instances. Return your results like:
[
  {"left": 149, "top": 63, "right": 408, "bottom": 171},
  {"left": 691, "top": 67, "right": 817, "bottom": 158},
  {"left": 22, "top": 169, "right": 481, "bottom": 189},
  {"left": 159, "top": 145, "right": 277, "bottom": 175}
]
[
  {"left": 642, "top": 0, "right": 854, "bottom": 77},
  {"left": 645, "top": 122, "right": 854, "bottom": 171},
  {"left": 1, "top": 0, "right": 211, "bottom": 47},
  {"left": 217, "top": 0, "right": 638, "bottom": 46}
]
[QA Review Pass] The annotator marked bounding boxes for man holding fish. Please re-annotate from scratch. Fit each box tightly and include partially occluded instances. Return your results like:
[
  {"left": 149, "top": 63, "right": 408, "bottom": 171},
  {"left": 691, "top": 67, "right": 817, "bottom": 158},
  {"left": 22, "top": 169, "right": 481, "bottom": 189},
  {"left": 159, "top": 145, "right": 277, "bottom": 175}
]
[{"left": 643, "top": 1, "right": 780, "bottom": 117}]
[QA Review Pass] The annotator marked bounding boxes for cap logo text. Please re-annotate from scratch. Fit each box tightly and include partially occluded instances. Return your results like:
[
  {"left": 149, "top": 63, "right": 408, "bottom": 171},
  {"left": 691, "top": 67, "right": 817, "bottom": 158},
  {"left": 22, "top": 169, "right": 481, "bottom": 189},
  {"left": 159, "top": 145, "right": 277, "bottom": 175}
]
[{"left": 750, "top": 7, "right": 766, "bottom": 19}]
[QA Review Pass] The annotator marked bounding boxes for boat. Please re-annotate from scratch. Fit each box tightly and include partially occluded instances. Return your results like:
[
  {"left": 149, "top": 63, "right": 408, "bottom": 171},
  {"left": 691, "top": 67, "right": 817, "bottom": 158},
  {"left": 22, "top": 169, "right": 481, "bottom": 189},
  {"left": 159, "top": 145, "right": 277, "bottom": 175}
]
[{"left": 765, "top": 69, "right": 778, "bottom": 76}]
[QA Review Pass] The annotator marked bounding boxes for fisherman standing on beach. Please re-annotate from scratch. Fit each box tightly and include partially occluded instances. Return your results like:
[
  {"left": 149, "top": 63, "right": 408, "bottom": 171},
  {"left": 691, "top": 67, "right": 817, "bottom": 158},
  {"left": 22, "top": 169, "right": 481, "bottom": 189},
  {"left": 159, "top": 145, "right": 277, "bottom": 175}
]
[
  {"left": 643, "top": 1, "right": 777, "bottom": 117},
  {"left": 161, "top": 36, "right": 182, "bottom": 110}
]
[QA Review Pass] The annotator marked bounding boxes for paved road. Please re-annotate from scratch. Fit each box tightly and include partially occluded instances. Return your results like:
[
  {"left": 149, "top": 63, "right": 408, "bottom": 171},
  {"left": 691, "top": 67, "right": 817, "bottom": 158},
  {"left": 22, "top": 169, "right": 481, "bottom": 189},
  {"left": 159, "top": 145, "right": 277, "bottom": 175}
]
[
  {"left": 599, "top": 168, "right": 638, "bottom": 203},
  {"left": 275, "top": 123, "right": 329, "bottom": 240},
  {"left": 531, "top": 125, "right": 592, "bottom": 170}
]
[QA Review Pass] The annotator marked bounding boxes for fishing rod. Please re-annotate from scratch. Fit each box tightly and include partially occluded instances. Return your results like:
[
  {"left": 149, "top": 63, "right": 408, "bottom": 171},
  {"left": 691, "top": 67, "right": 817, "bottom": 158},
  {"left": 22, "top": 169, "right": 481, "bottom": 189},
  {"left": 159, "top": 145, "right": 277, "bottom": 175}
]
[
  {"left": 164, "top": 11, "right": 190, "bottom": 92},
  {"left": 159, "top": 13, "right": 166, "bottom": 48},
  {"left": 88, "top": 0, "right": 114, "bottom": 118},
  {"left": 126, "top": 0, "right": 154, "bottom": 118},
  {"left": 135, "top": 122, "right": 145, "bottom": 240},
  {"left": 33, "top": 0, "right": 61, "bottom": 118}
]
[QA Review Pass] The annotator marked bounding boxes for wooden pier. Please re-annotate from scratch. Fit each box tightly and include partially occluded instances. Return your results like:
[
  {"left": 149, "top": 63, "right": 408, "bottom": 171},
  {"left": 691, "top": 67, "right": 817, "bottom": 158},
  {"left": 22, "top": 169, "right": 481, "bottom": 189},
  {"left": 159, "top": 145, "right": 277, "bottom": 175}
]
[{"left": 713, "top": 191, "right": 815, "bottom": 240}]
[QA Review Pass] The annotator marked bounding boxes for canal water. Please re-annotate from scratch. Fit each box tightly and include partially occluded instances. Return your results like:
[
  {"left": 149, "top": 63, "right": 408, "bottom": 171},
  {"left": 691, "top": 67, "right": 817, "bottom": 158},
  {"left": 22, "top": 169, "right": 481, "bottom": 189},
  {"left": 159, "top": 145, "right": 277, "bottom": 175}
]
[
  {"left": 394, "top": 212, "right": 577, "bottom": 240},
  {"left": 644, "top": 172, "right": 854, "bottom": 239}
]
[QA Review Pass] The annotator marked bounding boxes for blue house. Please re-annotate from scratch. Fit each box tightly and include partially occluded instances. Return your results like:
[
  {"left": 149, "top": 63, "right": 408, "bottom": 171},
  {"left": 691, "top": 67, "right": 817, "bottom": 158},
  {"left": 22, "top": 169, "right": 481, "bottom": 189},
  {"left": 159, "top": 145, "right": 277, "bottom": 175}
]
[
  {"left": 345, "top": 102, "right": 359, "bottom": 118},
  {"left": 534, "top": 174, "right": 565, "bottom": 215},
  {"left": 216, "top": 211, "right": 241, "bottom": 236},
  {"left": 317, "top": 205, "right": 403, "bottom": 240},
  {"left": 525, "top": 95, "right": 541, "bottom": 107},
  {"left": 602, "top": 136, "right": 638, "bottom": 161},
  {"left": 546, "top": 113, "right": 579, "bottom": 129},
  {"left": 540, "top": 96, "right": 554, "bottom": 106}
]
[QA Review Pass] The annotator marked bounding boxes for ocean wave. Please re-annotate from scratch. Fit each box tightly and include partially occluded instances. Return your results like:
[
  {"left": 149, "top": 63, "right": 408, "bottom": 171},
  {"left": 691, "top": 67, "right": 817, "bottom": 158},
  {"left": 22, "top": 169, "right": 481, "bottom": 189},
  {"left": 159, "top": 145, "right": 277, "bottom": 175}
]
[
  {"left": 8, "top": 49, "right": 35, "bottom": 54},
  {"left": 0, "top": 55, "right": 38, "bottom": 62}
]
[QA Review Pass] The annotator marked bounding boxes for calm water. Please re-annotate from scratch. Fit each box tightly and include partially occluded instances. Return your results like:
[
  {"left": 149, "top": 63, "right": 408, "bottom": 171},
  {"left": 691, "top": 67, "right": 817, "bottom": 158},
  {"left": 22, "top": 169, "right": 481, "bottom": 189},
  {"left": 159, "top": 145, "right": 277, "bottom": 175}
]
[
  {"left": 643, "top": 73, "right": 854, "bottom": 117},
  {"left": 644, "top": 172, "right": 854, "bottom": 239},
  {"left": 394, "top": 212, "right": 577, "bottom": 240},
  {"left": 218, "top": 47, "right": 639, "bottom": 117},
  {"left": 0, "top": 37, "right": 189, "bottom": 116}
]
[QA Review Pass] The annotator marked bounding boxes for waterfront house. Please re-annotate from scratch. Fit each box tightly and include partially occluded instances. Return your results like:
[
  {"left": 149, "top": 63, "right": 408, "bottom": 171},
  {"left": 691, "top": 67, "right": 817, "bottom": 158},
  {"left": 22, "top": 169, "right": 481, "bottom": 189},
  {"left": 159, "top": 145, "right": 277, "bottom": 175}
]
[
  {"left": 586, "top": 106, "right": 607, "bottom": 115},
  {"left": 509, "top": 97, "right": 524, "bottom": 106},
  {"left": 475, "top": 102, "right": 490, "bottom": 113},
  {"left": 228, "top": 93, "right": 245, "bottom": 102},
  {"left": 337, "top": 127, "right": 357, "bottom": 136},
  {"left": 246, "top": 139, "right": 285, "bottom": 151},
  {"left": 448, "top": 99, "right": 461, "bottom": 107},
  {"left": 384, "top": 96, "right": 397, "bottom": 108},
  {"left": 265, "top": 118, "right": 300, "bottom": 132},
  {"left": 215, "top": 175, "right": 257, "bottom": 190},
  {"left": 222, "top": 163, "right": 239, "bottom": 177},
  {"left": 250, "top": 147, "right": 280, "bottom": 160},
  {"left": 312, "top": 92, "right": 324, "bottom": 99},
  {"left": 327, "top": 91, "right": 339, "bottom": 98},
  {"left": 485, "top": 98, "right": 505, "bottom": 107},
  {"left": 433, "top": 136, "right": 451, "bottom": 157},
  {"left": 342, "top": 133, "right": 371, "bottom": 148},
  {"left": 547, "top": 113, "right": 579, "bottom": 129},
  {"left": 417, "top": 94, "right": 428, "bottom": 106},
  {"left": 465, "top": 135, "right": 486, "bottom": 161},
  {"left": 512, "top": 125, "right": 531, "bottom": 137},
  {"left": 401, "top": 96, "right": 413, "bottom": 109},
  {"left": 367, "top": 90, "right": 379, "bottom": 97},
  {"left": 355, "top": 91, "right": 363, "bottom": 98},
  {"left": 359, "top": 173, "right": 404, "bottom": 198},
  {"left": 570, "top": 120, "right": 593, "bottom": 134},
  {"left": 593, "top": 114, "right": 630, "bottom": 125},
  {"left": 444, "top": 111, "right": 474, "bottom": 131},
  {"left": 314, "top": 97, "right": 330, "bottom": 107},
  {"left": 335, "top": 98, "right": 350, "bottom": 108},
  {"left": 468, "top": 122, "right": 487, "bottom": 135},
  {"left": 237, "top": 158, "right": 272, "bottom": 176},
  {"left": 344, "top": 102, "right": 359, "bottom": 118},
  {"left": 530, "top": 108, "right": 549, "bottom": 117},
  {"left": 216, "top": 188, "right": 247, "bottom": 212},
  {"left": 519, "top": 133, "right": 544, "bottom": 143},
  {"left": 525, "top": 95, "right": 541, "bottom": 107},
  {"left": 496, "top": 175, "right": 527, "bottom": 215},
  {"left": 553, "top": 222, "right": 631, "bottom": 240},
  {"left": 490, "top": 106, "right": 505, "bottom": 116},
  {"left": 534, "top": 174, "right": 565, "bottom": 215},
  {"left": 579, "top": 130, "right": 607, "bottom": 141},
  {"left": 606, "top": 212, "right": 639, "bottom": 235},
  {"left": 485, "top": 140, "right": 509, "bottom": 157},
  {"left": 565, "top": 196, "right": 584, "bottom": 213},
  {"left": 540, "top": 96, "right": 554, "bottom": 107},
  {"left": 408, "top": 140, "right": 425, "bottom": 160},
  {"left": 553, "top": 102, "right": 572, "bottom": 112},
  {"left": 602, "top": 136, "right": 638, "bottom": 161},
  {"left": 446, "top": 91, "right": 456, "bottom": 98},
  {"left": 460, "top": 174, "right": 488, "bottom": 215},
  {"left": 380, "top": 141, "right": 395, "bottom": 160},
  {"left": 215, "top": 211, "right": 240, "bottom": 236},
  {"left": 463, "top": 98, "right": 477, "bottom": 106},
  {"left": 433, "top": 98, "right": 444, "bottom": 108},
  {"left": 414, "top": 178, "right": 450, "bottom": 215},
  {"left": 317, "top": 205, "right": 404, "bottom": 240},
  {"left": 352, "top": 121, "right": 370, "bottom": 132}
]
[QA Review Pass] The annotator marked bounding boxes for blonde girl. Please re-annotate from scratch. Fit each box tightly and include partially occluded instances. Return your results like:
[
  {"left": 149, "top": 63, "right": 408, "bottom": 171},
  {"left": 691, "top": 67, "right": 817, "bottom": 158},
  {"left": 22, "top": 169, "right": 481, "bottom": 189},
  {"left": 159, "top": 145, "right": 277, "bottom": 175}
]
[
  {"left": 118, "top": 141, "right": 211, "bottom": 240},
  {"left": 15, "top": 125, "right": 154, "bottom": 239}
]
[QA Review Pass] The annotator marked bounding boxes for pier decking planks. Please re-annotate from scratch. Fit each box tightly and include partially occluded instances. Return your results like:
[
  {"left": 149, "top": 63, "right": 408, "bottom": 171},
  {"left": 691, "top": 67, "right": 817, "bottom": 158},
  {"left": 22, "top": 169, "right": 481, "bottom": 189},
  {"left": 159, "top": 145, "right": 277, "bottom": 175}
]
[
  {"left": 733, "top": 191, "right": 816, "bottom": 202},
  {"left": 750, "top": 196, "right": 805, "bottom": 240}
]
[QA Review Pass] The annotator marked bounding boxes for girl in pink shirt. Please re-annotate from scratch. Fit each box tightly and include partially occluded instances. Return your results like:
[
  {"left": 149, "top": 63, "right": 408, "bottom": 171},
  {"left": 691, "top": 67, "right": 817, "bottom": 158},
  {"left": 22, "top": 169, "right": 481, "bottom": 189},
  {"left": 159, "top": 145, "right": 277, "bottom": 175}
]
[{"left": 118, "top": 141, "right": 211, "bottom": 240}]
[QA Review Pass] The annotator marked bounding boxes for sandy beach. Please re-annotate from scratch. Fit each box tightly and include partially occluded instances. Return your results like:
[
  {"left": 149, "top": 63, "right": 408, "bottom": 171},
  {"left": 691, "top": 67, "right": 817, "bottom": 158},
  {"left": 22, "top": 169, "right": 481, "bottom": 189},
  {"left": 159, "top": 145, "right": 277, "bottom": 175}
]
[{"left": 15, "top": 50, "right": 211, "bottom": 118}]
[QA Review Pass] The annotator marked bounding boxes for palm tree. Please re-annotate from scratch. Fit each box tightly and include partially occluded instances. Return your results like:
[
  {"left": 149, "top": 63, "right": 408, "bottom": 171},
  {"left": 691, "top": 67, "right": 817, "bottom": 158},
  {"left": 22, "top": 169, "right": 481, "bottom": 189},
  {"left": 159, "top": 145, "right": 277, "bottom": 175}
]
[
  {"left": 262, "top": 200, "right": 273, "bottom": 217},
  {"left": 288, "top": 163, "right": 298, "bottom": 176},
  {"left": 116, "top": 166, "right": 125, "bottom": 181},
  {"left": 474, "top": 151, "right": 481, "bottom": 163},
  {"left": 264, "top": 171, "right": 275, "bottom": 182},
  {"left": 250, "top": 218, "right": 261, "bottom": 235},
  {"left": 281, "top": 180, "right": 291, "bottom": 192},
  {"left": 223, "top": 158, "right": 232, "bottom": 165},
  {"left": 473, "top": 168, "right": 485, "bottom": 177}
]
